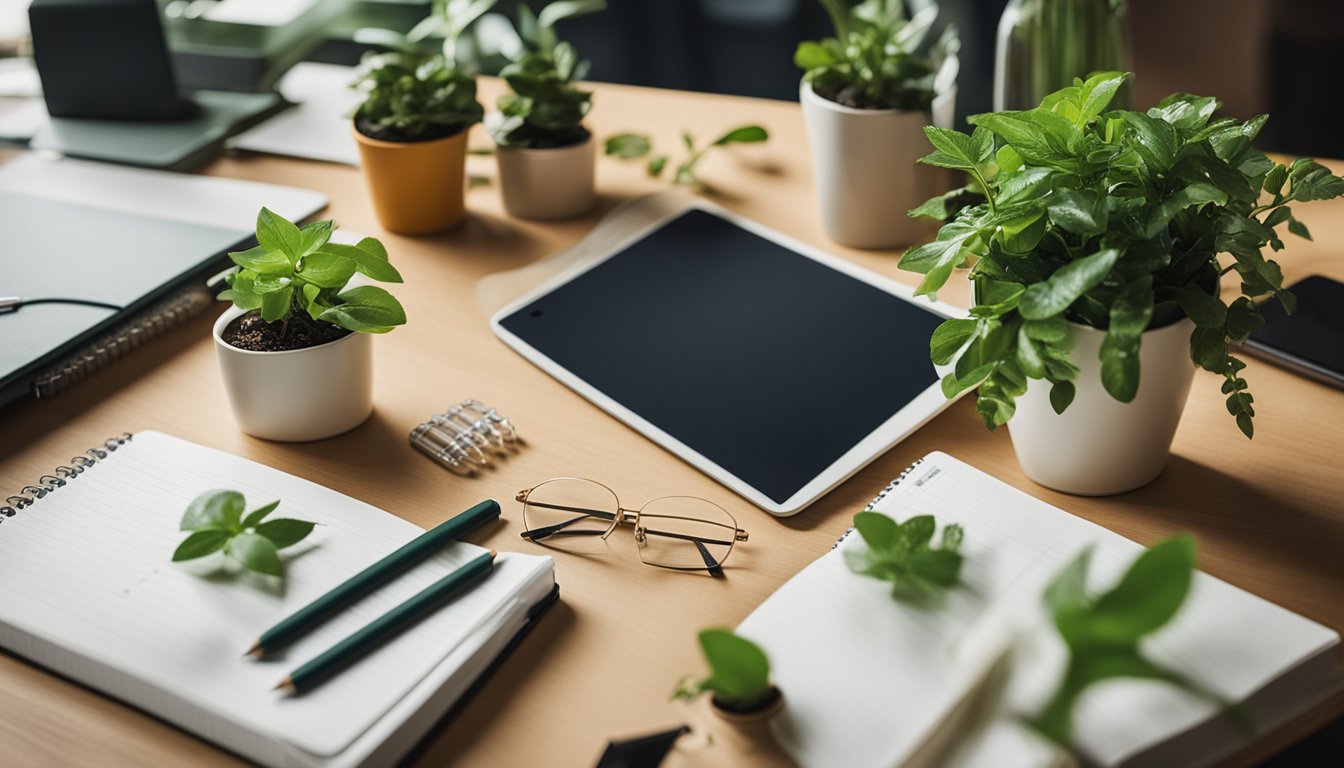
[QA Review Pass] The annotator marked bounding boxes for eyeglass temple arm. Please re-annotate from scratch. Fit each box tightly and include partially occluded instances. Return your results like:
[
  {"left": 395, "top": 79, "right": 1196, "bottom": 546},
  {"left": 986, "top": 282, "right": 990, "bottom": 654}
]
[
  {"left": 693, "top": 539, "right": 724, "bottom": 578},
  {"left": 519, "top": 501, "right": 616, "bottom": 541}
]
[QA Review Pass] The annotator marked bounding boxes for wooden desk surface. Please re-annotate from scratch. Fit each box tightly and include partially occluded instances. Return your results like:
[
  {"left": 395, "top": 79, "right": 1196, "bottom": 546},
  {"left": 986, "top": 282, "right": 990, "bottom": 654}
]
[{"left": 2, "top": 79, "right": 1342, "bottom": 767}]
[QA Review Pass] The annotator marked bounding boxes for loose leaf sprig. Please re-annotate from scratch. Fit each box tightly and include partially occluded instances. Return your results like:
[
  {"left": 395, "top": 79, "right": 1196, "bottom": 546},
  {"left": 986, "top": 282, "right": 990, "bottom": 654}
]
[
  {"left": 602, "top": 125, "right": 769, "bottom": 189},
  {"left": 173, "top": 490, "right": 316, "bottom": 579},
  {"left": 844, "top": 511, "right": 964, "bottom": 600},
  {"left": 672, "top": 628, "right": 775, "bottom": 712},
  {"left": 795, "top": 0, "right": 957, "bottom": 111},
  {"left": 899, "top": 71, "right": 1344, "bottom": 437},
  {"left": 1033, "top": 535, "right": 1209, "bottom": 744},
  {"left": 486, "top": 0, "right": 605, "bottom": 149},
  {"left": 220, "top": 208, "right": 407, "bottom": 336}
]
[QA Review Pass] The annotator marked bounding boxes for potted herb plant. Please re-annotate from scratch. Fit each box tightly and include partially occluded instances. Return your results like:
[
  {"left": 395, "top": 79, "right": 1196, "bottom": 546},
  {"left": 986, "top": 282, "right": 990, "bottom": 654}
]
[
  {"left": 795, "top": 0, "right": 959, "bottom": 249},
  {"left": 214, "top": 208, "right": 407, "bottom": 442},
  {"left": 351, "top": 0, "right": 493, "bottom": 234},
  {"left": 484, "top": 0, "right": 605, "bottom": 220},
  {"left": 674, "top": 628, "right": 782, "bottom": 721},
  {"left": 900, "top": 71, "right": 1344, "bottom": 495}
]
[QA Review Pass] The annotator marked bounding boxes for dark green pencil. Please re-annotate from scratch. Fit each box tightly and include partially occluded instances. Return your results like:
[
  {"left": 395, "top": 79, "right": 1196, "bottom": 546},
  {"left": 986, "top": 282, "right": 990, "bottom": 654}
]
[
  {"left": 275, "top": 550, "right": 498, "bottom": 695},
  {"left": 247, "top": 499, "right": 501, "bottom": 657}
]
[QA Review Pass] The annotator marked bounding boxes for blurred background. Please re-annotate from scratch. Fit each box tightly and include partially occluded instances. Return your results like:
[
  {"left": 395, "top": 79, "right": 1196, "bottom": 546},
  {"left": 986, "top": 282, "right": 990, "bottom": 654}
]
[{"left": 1, "top": 0, "right": 1340, "bottom": 157}]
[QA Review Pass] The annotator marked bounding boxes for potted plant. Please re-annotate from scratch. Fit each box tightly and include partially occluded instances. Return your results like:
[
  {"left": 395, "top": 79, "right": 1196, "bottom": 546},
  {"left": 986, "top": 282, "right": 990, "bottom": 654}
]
[
  {"left": 674, "top": 628, "right": 782, "bottom": 721},
  {"left": 214, "top": 208, "right": 407, "bottom": 442},
  {"left": 484, "top": 0, "right": 605, "bottom": 220},
  {"left": 795, "top": 0, "right": 959, "bottom": 249},
  {"left": 899, "top": 71, "right": 1344, "bottom": 494},
  {"left": 350, "top": 0, "right": 494, "bottom": 234}
]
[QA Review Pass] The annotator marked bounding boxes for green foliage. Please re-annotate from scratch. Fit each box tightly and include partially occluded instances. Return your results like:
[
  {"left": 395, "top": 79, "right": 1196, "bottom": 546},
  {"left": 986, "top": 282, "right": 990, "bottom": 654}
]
[
  {"left": 220, "top": 208, "right": 407, "bottom": 336},
  {"left": 1033, "top": 535, "right": 1198, "bottom": 744},
  {"left": 673, "top": 628, "right": 775, "bottom": 711},
  {"left": 488, "top": 1, "right": 605, "bottom": 148},
  {"left": 602, "top": 126, "right": 769, "bottom": 189},
  {"left": 795, "top": 0, "right": 957, "bottom": 111},
  {"left": 352, "top": 50, "right": 484, "bottom": 140},
  {"left": 173, "top": 490, "right": 315, "bottom": 579},
  {"left": 844, "top": 511, "right": 965, "bottom": 600},
  {"left": 899, "top": 71, "right": 1344, "bottom": 437}
]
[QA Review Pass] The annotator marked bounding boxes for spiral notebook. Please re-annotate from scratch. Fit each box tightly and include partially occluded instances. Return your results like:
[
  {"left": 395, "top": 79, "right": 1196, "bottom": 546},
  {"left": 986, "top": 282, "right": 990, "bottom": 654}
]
[
  {"left": 737, "top": 453, "right": 1342, "bottom": 768},
  {"left": 0, "top": 431, "right": 557, "bottom": 768}
]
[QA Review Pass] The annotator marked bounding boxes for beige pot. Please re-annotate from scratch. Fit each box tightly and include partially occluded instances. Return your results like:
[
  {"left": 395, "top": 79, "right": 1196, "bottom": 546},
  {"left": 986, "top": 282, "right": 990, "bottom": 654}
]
[
  {"left": 1007, "top": 318, "right": 1198, "bottom": 495},
  {"left": 495, "top": 133, "right": 596, "bottom": 220},
  {"left": 213, "top": 306, "right": 373, "bottom": 442},
  {"left": 800, "top": 80, "right": 956, "bottom": 249}
]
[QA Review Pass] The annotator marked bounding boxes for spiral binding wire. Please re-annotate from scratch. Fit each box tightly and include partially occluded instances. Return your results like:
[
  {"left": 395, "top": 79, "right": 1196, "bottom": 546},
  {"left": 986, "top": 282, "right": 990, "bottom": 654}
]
[
  {"left": 0, "top": 434, "right": 133, "bottom": 523},
  {"left": 409, "top": 400, "right": 521, "bottom": 477},
  {"left": 832, "top": 457, "right": 927, "bottom": 549}
]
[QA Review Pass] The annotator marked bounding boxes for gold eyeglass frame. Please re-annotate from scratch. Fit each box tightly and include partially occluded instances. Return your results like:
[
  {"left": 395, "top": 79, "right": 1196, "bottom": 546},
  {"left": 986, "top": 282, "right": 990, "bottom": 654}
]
[{"left": 516, "top": 477, "right": 748, "bottom": 574}]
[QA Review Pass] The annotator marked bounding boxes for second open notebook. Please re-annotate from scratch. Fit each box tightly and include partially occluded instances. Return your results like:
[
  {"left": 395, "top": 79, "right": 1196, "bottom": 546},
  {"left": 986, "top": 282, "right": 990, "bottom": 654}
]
[{"left": 0, "top": 431, "right": 556, "bottom": 768}]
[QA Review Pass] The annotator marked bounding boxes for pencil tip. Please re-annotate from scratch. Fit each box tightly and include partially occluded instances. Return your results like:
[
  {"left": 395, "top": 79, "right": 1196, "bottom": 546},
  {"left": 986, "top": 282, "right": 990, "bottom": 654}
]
[
  {"left": 490, "top": 549, "right": 498, "bottom": 558},
  {"left": 245, "top": 642, "right": 263, "bottom": 659},
  {"left": 273, "top": 677, "right": 293, "bottom": 693}
]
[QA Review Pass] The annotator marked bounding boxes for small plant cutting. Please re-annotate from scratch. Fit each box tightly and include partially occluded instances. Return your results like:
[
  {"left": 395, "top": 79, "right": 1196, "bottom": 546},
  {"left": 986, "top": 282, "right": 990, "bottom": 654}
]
[
  {"left": 173, "top": 489, "right": 315, "bottom": 580},
  {"left": 794, "top": 1, "right": 961, "bottom": 248},
  {"left": 484, "top": 0, "right": 606, "bottom": 219},
  {"left": 350, "top": 0, "right": 495, "bottom": 233},
  {"left": 844, "top": 510, "right": 964, "bottom": 601},
  {"left": 603, "top": 126, "right": 770, "bottom": 190},
  {"left": 674, "top": 628, "right": 780, "bottom": 716},
  {"left": 1033, "top": 534, "right": 1222, "bottom": 745},
  {"left": 900, "top": 71, "right": 1344, "bottom": 493},
  {"left": 213, "top": 208, "right": 405, "bottom": 442}
]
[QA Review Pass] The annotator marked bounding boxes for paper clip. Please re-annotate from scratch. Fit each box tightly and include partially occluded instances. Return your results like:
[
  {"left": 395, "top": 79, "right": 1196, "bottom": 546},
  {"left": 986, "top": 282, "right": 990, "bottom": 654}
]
[{"left": 410, "top": 400, "right": 522, "bottom": 476}]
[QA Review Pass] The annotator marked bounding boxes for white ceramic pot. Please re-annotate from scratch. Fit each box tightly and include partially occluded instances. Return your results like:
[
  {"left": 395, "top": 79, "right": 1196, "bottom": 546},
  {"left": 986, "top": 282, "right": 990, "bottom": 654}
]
[
  {"left": 1007, "top": 318, "right": 1197, "bottom": 495},
  {"left": 495, "top": 133, "right": 596, "bottom": 220},
  {"left": 800, "top": 80, "right": 956, "bottom": 249},
  {"left": 212, "top": 306, "right": 374, "bottom": 442}
]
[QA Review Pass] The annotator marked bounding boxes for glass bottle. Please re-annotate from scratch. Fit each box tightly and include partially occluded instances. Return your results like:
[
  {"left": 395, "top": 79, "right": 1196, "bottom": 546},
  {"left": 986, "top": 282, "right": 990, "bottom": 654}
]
[{"left": 994, "top": 0, "right": 1131, "bottom": 112}]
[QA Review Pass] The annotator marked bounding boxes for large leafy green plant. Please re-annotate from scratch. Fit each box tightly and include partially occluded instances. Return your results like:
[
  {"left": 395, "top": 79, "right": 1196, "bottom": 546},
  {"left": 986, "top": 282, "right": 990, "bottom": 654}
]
[
  {"left": 900, "top": 71, "right": 1344, "bottom": 437},
  {"left": 351, "top": 0, "right": 497, "bottom": 141},
  {"left": 221, "top": 208, "right": 407, "bottom": 335},
  {"left": 795, "top": 0, "right": 956, "bottom": 111},
  {"left": 486, "top": 0, "right": 606, "bottom": 149}
]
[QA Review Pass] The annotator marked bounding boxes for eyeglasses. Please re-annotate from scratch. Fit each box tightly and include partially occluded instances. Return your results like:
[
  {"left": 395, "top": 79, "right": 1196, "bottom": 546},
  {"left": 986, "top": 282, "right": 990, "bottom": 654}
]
[{"left": 516, "top": 477, "right": 748, "bottom": 576}]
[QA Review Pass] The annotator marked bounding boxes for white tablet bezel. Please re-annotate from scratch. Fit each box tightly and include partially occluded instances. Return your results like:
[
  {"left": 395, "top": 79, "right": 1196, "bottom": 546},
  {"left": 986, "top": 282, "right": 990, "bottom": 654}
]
[{"left": 490, "top": 199, "right": 967, "bottom": 516}]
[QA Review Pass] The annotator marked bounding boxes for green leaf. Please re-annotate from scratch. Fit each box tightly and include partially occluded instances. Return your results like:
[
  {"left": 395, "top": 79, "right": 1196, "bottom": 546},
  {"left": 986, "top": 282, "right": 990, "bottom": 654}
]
[
  {"left": 1110, "top": 276, "right": 1155, "bottom": 338},
  {"left": 1100, "top": 333, "right": 1141, "bottom": 403},
  {"left": 901, "top": 515, "right": 936, "bottom": 548},
  {"left": 298, "top": 252, "right": 358, "bottom": 289},
  {"left": 908, "top": 186, "right": 971, "bottom": 221},
  {"left": 1017, "top": 325, "right": 1046, "bottom": 378},
  {"left": 647, "top": 154, "right": 668, "bottom": 177},
  {"left": 229, "top": 245, "right": 293, "bottom": 275},
  {"left": 181, "top": 489, "right": 245, "bottom": 532},
  {"left": 255, "top": 207, "right": 303, "bottom": 261},
  {"left": 1145, "top": 182, "right": 1228, "bottom": 238},
  {"left": 1048, "top": 188, "right": 1108, "bottom": 236},
  {"left": 298, "top": 220, "right": 334, "bottom": 256},
  {"left": 920, "top": 126, "right": 990, "bottom": 173},
  {"left": 909, "top": 548, "right": 962, "bottom": 586},
  {"left": 1018, "top": 249, "right": 1119, "bottom": 320},
  {"left": 794, "top": 40, "right": 836, "bottom": 70},
  {"left": 318, "top": 285, "right": 407, "bottom": 332},
  {"left": 1074, "top": 71, "right": 1130, "bottom": 125},
  {"left": 260, "top": 285, "right": 295, "bottom": 323},
  {"left": 255, "top": 518, "right": 316, "bottom": 549},
  {"left": 1190, "top": 326, "right": 1229, "bottom": 372},
  {"left": 229, "top": 532, "right": 282, "bottom": 577},
  {"left": 314, "top": 243, "right": 403, "bottom": 283},
  {"left": 172, "top": 529, "right": 232, "bottom": 561},
  {"left": 1176, "top": 285, "right": 1227, "bottom": 328},
  {"left": 603, "top": 133, "right": 651, "bottom": 159},
  {"left": 1225, "top": 298, "right": 1265, "bottom": 340},
  {"left": 996, "top": 168, "right": 1054, "bottom": 205},
  {"left": 1263, "top": 164, "right": 1288, "bottom": 196},
  {"left": 1023, "top": 317, "right": 1068, "bottom": 342},
  {"left": 1089, "top": 535, "right": 1196, "bottom": 643},
  {"left": 1049, "top": 380, "right": 1076, "bottom": 413},
  {"left": 697, "top": 629, "right": 772, "bottom": 706},
  {"left": 930, "top": 319, "right": 978, "bottom": 365},
  {"left": 355, "top": 236, "right": 389, "bottom": 261},
  {"left": 898, "top": 222, "right": 977, "bottom": 297},
  {"left": 713, "top": 125, "right": 768, "bottom": 145},
  {"left": 1121, "top": 112, "right": 1178, "bottom": 172},
  {"left": 854, "top": 511, "right": 899, "bottom": 551},
  {"left": 240, "top": 500, "right": 280, "bottom": 530}
]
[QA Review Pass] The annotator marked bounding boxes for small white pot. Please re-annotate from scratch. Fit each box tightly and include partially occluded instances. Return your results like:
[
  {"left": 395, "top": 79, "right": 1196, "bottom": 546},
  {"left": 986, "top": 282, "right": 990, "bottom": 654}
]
[
  {"left": 800, "top": 80, "right": 956, "bottom": 249},
  {"left": 495, "top": 133, "right": 596, "bottom": 220},
  {"left": 212, "top": 306, "right": 374, "bottom": 442},
  {"left": 1007, "top": 318, "right": 1198, "bottom": 495}
]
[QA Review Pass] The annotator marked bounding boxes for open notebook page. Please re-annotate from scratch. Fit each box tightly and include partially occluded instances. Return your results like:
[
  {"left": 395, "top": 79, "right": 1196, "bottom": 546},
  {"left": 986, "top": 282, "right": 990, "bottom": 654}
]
[
  {"left": 0, "top": 431, "right": 551, "bottom": 760},
  {"left": 737, "top": 452, "right": 1339, "bottom": 768}
]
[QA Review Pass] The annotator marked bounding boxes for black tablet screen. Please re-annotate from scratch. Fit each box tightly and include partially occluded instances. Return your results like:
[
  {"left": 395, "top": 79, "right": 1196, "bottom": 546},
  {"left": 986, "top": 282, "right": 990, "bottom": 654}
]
[{"left": 499, "top": 209, "right": 944, "bottom": 504}]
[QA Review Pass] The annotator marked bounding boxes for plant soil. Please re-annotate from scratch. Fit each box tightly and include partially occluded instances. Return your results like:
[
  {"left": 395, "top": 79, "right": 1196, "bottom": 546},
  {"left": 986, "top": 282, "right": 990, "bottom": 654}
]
[
  {"left": 498, "top": 123, "right": 591, "bottom": 150},
  {"left": 354, "top": 117, "right": 466, "bottom": 144},
  {"left": 710, "top": 686, "right": 782, "bottom": 716},
  {"left": 222, "top": 310, "right": 351, "bottom": 352},
  {"left": 814, "top": 82, "right": 928, "bottom": 112}
]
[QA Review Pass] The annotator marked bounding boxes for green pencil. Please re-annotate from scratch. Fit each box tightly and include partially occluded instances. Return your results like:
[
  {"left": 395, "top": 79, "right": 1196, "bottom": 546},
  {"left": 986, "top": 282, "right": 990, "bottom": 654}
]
[
  {"left": 275, "top": 550, "right": 498, "bottom": 695},
  {"left": 247, "top": 499, "right": 501, "bottom": 657}
]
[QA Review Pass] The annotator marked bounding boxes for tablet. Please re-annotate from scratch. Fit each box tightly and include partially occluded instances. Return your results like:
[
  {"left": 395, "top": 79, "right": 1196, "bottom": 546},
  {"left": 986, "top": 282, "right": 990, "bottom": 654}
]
[{"left": 491, "top": 203, "right": 963, "bottom": 516}]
